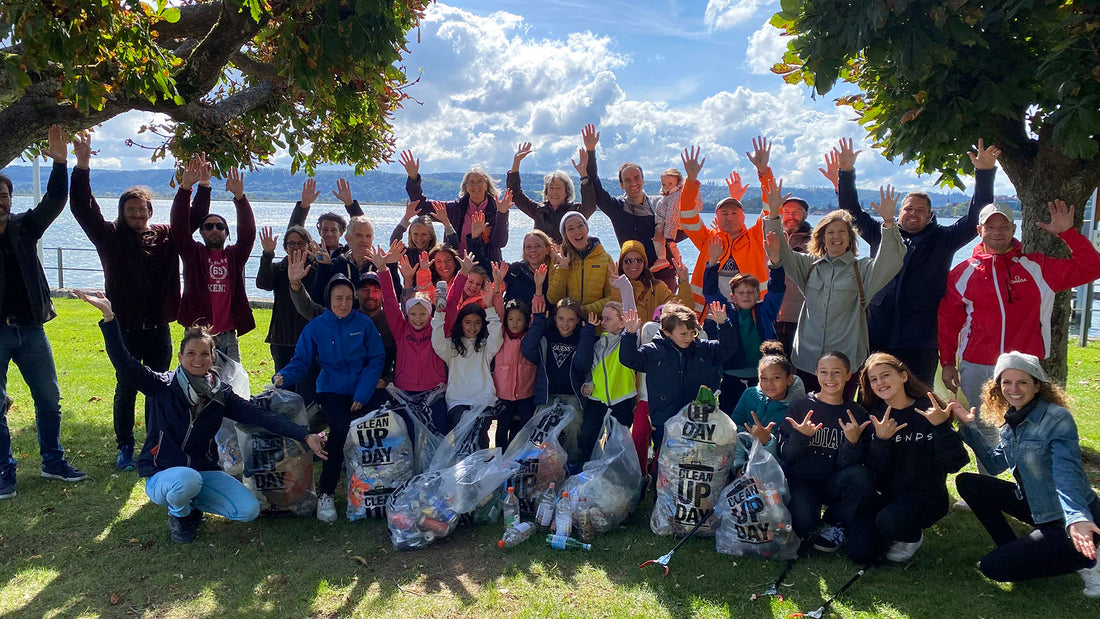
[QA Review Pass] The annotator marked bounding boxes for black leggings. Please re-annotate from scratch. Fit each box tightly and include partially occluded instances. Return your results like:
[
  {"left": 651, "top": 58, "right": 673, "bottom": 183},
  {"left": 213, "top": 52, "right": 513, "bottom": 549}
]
[
  {"left": 495, "top": 397, "right": 535, "bottom": 451},
  {"left": 786, "top": 465, "right": 874, "bottom": 538},
  {"left": 846, "top": 489, "right": 949, "bottom": 564},
  {"left": 956, "top": 472, "right": 1100, "bottom": 581},
  {"left": 315, "top": 392, "right": 353, "bottom": 496}
]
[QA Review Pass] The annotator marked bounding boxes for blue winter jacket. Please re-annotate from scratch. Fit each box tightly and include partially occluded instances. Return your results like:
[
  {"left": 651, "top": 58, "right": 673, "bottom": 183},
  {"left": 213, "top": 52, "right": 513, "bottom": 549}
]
[
  {"left": 521, "top": 314, "right": 596, "bottom": 405},
  {"left": 279, "top": 275, "right": 385, "bottom": 405},
  {"left": 702, "top": 263, "right": 786, "bottom": 368},
  {"left": 98, "top": 318, "right": 308, "bottom": 478},
  {"left": 960, "top": 399, "right": 1099, "bottom": 528}
]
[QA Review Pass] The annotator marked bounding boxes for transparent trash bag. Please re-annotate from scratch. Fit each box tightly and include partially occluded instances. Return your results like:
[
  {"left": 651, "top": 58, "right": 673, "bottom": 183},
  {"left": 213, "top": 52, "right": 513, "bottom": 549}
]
[
  {"left": 386, "top": 448, "right": 520, "bottom": 550},
  {"left": 651, "top": 387, "right": 738, "bottom": 537},
  {"left": 716, "top": 437, "right": 800, "bottom": 560},
  {"left": 237, "top": 387, "right": 317, "bottom": 516},
  {"left": 386, "top": 384, "right": 444, "bottom": 473},
  {"left": 215, "top": 417, "right": 244, "bottom": 477},
  {"left": 560, "top": 412, "right": 643, "bottom": 541},
  {"left": 501, "top": 400, "right": 575, "bottom": 515},
  {"left": 344, "top": 403, "right": 416, "bottom": 521},
  {"left": 215, "top": 349, "right": 250, "bottom": 398},
  {"left": 428, "top": 404, "right": 494, "bottom": 471}
]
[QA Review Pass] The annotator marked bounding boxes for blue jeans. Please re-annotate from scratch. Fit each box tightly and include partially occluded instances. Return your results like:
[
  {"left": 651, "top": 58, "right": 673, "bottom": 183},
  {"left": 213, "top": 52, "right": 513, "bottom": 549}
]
[
  {"left": 0, "top": 323, "right": 64, "bottom": 472},
  {"left": 145, "top": 467, "right": 260, "bottom": 521}
]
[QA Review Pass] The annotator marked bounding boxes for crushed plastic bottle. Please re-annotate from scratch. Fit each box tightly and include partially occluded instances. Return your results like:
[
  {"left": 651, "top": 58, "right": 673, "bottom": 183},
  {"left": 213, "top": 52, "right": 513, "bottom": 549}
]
[
  {"left": 554, "top": 491, "right": 573, "bottom": 537},
  {"left": 498, "top": 521, "right": 535, "bottom": 548},
  {"left": 545, "top": 534, "right": 591, "bottom": 551},
  {"left": 535, "top": 482, "right": 557, "bottom": 527},
  {"left": 503, "top": 486, "right": 519, "bottom": 528}
]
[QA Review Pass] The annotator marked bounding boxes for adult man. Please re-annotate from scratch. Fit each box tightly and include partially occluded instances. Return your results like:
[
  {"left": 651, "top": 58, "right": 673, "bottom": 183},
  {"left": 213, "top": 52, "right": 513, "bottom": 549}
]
[
  {"left": 308, "top": 215, "right": 379, "bottom": 304},
  {"left": 0, "top": 125, "right": 86, "bottom": 499},
  {"left": 938, "top": 199, "right": 1100, "bottom": 451},
  {"left": 678, "top": 142, "right": 772, "bottom": 316},
  {"left": 173, "top": 168, "right": 256, "bottom": 362},
  {"left": 288, "top": 178, "right": 365, "bottom": 258},
  {"left": 838, "top": 137, "right": 999, "bottom": 384},
  {"left": 773, "top": 196, "right": 812, "bottom": 355},
  {"left": 70, "top": 137, "right": 209, "bottom": 471}
]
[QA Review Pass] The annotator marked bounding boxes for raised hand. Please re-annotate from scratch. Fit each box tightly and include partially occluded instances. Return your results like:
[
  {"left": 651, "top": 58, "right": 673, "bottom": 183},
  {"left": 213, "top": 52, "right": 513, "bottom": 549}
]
[
  {"left": 75, "top": 289, "right": 113, "bottom": 318},
  {"left": 300, "top": 178, "right": 321, "bottom": 208},
  {"left": 1036, "top": 199, "right": 1074, "bottom": 236},
  {"left": 681, "top": 146, "right": 705, "bottom": 181},
  {"left": 332, "top": 178, "right": 354, "bottom": 206},
  {"left": 399, "top": 149, "right": 419, "bottom": 178},
  {"left": 44, "top": 124, "right": 67, "bottom": 163},
  {"left": 287, "top": 250, "right": 312, "bottom": 285},
  {"left": 581, "top": 123, "right": 600, "bottom": 150},
  {"left": 708, "top": 299, "right": 727, "bottom": 324},
  {"left": 745, "top": 411, "right": 777, "bottom": 446},
  {"left": 196, "top": 152, "right": 212, "bottom": 186},
  {"left": 470, "top": 210, "right": 487, "bottom": 238},
  {"left": 225, "top": 168, "right": 244, "bottom": 199},
  {"left": 870, "top": 185, "right": 900, "bottom": 224},
  {"left": 367, "top": 245, "right": 388, "bottom": 270},
  {"left": 968, "top": 138, "right": 1001, "bottom": 171},
  {"left": 397, "top": 254, "right": 416, "bottom": 284},
  {"left": 745, "top": 135, "right": 771, "bottom": 173},
  {"left": 623, "top": 308, "right": 641, "bottom": 334},
  {"left": 787, "top": 410, "right": 822, "bottom": 437},
  {"left": 818, "top": 149, "right": 840, "bottom": 190},
  {"left": 764, "top": 231, "right": 781, "bottom": 264},
  {"left": 457, "top": 249, "right": 476, "bottom": 275},
  {"left": 497, "top": 188, "right": 513, "bottom": 214},
  {"left": 259, "top": 226, "right": 278, "bottom": 254},
  {"left": 919, "top": 394, "right": 953, "bottom": 426},
  {"left": 607, "top": 261, "right": 629, "bottom": 288},
  {"left": 840, "top": 409, "right": 872, "bottom": 444},
  {"left": 402, "top": 199, "right": 420, "bottom": 221},
  {"left": 181, "top": 155, "right": 202, "bottom": 190},
  {"left": 512, "top": 141, "right": 533, "bottom": 172},
  {"left": 836, "top": 137, "right": 861, "bottom": 171},
  {"left": 550, "top": 245, "right": 570, "bottom": 268},
  {"left": 870, "top": 406, "right": 909, "bottom": 440},
  {"left": 492, "top": 261, "right": 509, "bottom": 289},
  {"left": 571, "top": 148, "right": 589, "bottom": 176},
  {"left": 533, "top": 263, "right": 548, "bottom": 289},
  {"left": 418, "top": 252, "right": 430, "bottom": 273},
  {"left": 707, "top": 236, "right": 724, "bottom": 266},
  {"left": 386, "top": 239, "right": 405, "bottom": 264},
  {"left": 950, "top": 400, "right": 978, "bottom": 424},
  {"left": 429, "top": 200, "right": 452, "bottom": 229},
  {"left": 765, "top": 178, "right": 792, "bottom": 213},
  {"left": 725, "top": 171, "right": 749, "bottom": 201},
  {"left": 73, "top": 132, "right": 92, "bottom": 168},
  {"left": 587, "top": 312, "right": 599, "bottom": 326}
]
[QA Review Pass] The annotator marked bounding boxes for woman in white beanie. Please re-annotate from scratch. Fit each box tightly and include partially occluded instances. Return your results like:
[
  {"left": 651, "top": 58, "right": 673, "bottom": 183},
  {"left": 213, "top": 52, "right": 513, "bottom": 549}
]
[
  {"left": 951, "top": 351, "right": 1100, "bottom": 596},
  {"left": 545, "top": 212, "right": 613, "bottom": 315}
]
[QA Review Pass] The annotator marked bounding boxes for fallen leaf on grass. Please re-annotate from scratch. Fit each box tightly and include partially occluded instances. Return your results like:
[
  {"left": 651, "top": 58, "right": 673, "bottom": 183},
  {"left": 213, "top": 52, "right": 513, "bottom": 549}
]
[
  {"left": 351, "top": 555, "right": 369, "bottom": 567},
  {"left": 29, "top": 555, "right": 42, "bottom": 560},
  {"left": 110, "top": 593, "right": 121, "bottom": 605},
  {"left": 88, "top": 396, "right": 102, "bottom": 402},
  {"left": 696, "top": 574, "right": 704, "bottom": 579}
]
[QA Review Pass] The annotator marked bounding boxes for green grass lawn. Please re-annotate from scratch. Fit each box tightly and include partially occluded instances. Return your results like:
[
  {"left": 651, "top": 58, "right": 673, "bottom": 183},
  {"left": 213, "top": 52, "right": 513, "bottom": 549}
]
[{"left": 1, "top": 298, "right": 1098, "bottom": 618}]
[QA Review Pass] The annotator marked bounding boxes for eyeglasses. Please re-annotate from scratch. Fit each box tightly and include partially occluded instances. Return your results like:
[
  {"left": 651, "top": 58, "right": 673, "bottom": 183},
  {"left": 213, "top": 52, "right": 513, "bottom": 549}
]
[
  {"left": 622, "top": 257, "right": 646, "bottom": 265},
  {"left": 202, "top": 222, "right": 226, "bottom": 231},
  {"left": 285, "top": 241, "right": 308, "bottom": 248}
]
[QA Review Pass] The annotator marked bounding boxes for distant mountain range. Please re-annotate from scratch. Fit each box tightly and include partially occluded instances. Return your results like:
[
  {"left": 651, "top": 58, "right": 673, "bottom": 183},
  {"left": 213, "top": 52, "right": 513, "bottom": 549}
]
[{"left": 1, "top": 166, "right": 1018, "bottom": 215}]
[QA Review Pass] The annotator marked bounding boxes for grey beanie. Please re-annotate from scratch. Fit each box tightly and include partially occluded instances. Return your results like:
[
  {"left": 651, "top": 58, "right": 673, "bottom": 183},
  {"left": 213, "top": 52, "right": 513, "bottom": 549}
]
[
  {"left": 559, "top": 211, "right": 589, "bottom": 239},
  {"left": 993, "top": 351, "right": 1049, "bottom": 384}
]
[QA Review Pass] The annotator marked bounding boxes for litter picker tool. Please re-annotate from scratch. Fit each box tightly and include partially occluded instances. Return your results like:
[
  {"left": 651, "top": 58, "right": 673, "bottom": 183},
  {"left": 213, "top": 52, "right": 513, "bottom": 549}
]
[
  {"left": 638, "top": 510, "right": 713, "bottom": 576},
  {"left": 791, "top": 567, "right": 867, "bottom": 619},
  {"left": 751, "top": 559, "right": 795, "bottom": 601}
]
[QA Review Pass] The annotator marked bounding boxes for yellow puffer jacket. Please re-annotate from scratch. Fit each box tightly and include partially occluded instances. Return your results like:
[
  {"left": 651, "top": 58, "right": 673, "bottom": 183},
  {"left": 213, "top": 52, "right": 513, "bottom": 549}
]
[{"left": 547, "top": 238, "right": 614, "bottom": 314}]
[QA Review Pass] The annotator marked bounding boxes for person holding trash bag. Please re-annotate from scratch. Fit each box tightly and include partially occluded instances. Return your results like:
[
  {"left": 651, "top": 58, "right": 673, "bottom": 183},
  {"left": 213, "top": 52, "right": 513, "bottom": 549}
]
[
  {"left": 274, "top": 273, "right": 385, "bottom": 523},
  {"left": 77, "top": 290, "right": 327, "bottom": 543},
  {"left": 953, "top": 351, "right": 1100, "bottom": 597}
]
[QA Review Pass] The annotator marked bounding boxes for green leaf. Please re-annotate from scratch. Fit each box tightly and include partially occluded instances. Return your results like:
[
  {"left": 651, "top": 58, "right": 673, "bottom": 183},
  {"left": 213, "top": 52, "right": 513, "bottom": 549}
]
[{"left": 161, "top": 8, "right": 180, "bottom": 24}]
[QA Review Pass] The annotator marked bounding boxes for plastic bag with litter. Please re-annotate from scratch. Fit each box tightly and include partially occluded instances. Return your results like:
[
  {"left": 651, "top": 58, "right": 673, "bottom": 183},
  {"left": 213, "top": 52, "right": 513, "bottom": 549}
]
[
  {"left": 502, "top": 400, "right": 575, "bottom": 515},
  {"left": 344, "top": 403, "right": 416, "bottom": 521},
  {"left": 716, "top": 436, "right": 800, "bottom": 560},
  {"left": 560, "top": 411, "right": 643, "bottom": 541},
  {"left": 236, "top": 387, "right": 317, "bottom": 516}
]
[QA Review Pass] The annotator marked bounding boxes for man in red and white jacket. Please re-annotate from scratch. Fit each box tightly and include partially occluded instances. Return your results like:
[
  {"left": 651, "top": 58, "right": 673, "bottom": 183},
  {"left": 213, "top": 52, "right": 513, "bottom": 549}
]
[{"left": 938, "top": 199, "right": 1100, "bottom": 460}]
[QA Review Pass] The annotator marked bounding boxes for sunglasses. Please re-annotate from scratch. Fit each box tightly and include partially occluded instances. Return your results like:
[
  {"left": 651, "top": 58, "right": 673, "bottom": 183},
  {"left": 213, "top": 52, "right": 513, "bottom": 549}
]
[
  {"left": 622, "top": 257, "right": 646, "bottom": 265},
  {"left": 202, "top": 222, "right": 227, "bottom": 231}
]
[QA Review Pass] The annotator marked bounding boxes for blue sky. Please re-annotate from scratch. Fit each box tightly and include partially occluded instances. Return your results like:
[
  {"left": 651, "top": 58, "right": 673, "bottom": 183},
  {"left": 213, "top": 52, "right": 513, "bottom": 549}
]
[{"left": 83, "top": 1, "right": 999, "bottom": 195}]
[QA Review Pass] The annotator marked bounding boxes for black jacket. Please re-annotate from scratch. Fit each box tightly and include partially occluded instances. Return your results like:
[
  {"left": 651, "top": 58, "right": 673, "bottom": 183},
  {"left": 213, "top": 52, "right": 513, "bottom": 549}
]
[{"left": 0, "top": 162, "right": 67, "bottom": 325}]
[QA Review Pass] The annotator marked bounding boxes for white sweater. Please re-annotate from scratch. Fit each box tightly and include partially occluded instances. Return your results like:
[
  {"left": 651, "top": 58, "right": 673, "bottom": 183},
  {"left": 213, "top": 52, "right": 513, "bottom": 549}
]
[{"left": 431, "top": 308, "right": 503, "bottom": 409}]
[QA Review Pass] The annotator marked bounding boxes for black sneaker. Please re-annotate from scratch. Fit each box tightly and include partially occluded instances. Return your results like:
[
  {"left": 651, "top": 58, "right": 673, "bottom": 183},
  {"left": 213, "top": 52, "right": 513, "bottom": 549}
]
[
  {"left": 168, "top": 513, "right": 197, "bottom": 543},
  {"left": 41, "top": 460, "right": 87, "bottom": 482},
  {"left": 186, "top": 508, "right": 204, "bottom": 526},
  {"left": 0, "top": 468, "right": 15, "bottom": 499},
  {"left": 812, "top": 525, "right": 846, "bottom": 552}
]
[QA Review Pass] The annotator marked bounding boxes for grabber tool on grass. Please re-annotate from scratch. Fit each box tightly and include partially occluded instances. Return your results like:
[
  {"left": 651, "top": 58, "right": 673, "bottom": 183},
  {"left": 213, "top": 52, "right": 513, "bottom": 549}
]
[
  {"left": 790, "top": 567, "right": 867, "bottom": 618},
  {"left": 638, "top": 510, "right": 713, "bottom": 576},
  {"left": 751, "top": 559, "right": 795, "bottom": 601}
]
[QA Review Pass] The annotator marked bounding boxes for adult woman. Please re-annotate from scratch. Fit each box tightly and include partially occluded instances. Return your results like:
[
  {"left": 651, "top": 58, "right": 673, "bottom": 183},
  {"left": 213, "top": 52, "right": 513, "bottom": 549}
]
[
  {"left": 546, "top": 212, "right": 613, "bottom": 315},
  {"left": 256, "top": 226, "right": 315, "bottom": 373},
  {"left": 504, "top": 229, "right": 554, "bottom": 305},
  {"left": 610, "top": 239, "right": 693, "bottom": 328},
  {"left": 954, "top": 351, "right": 1100, "bottom": 596},
  {"left": 400, "top": 150, "right": 510, "bottom": 263},
  {"left": 763, "top": 180, "right": 904, "bottom": 393},
  {"left": 77, "top": 291, "right": 326, "bottom": 543},
  {"left": 847, "top": 352, "right": 969, "bottom": 564},
  {"left": 507, "top": 141, "right": 595, "bottom": 244}
]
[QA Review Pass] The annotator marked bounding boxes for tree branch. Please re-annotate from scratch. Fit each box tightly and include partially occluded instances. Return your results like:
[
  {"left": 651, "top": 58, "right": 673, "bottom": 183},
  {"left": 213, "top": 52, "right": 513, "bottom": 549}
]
[
  {"left": 152, "top": 3, "right": 223, "bottom": 42},
  {"left": 174, "top": 2, "right": 267, "bottom": 101},
  {"left": 171, "top": 80, "right": 279, "bottom": 127},
  {"left": 230, "top": 52, "right": 278, "bottom": 81}
]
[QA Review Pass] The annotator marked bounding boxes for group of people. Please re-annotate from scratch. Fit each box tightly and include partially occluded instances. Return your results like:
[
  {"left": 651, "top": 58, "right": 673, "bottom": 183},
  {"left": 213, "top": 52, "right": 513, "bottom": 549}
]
[{"left": 0, "top": 125, "right": 1098, "bottom": 597}]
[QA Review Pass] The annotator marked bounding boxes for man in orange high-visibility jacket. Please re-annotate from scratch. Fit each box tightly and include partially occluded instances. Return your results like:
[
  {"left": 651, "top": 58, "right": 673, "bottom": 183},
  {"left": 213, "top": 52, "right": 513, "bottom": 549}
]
[{"left": 679, "top": 140, "right": 773, "bottom": 317}]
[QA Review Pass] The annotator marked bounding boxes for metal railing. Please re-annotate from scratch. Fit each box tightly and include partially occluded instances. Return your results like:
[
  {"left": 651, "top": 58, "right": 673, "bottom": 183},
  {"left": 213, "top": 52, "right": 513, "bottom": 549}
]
[{"left": 43, "top": 247, "right": 101, "bottom": 289}]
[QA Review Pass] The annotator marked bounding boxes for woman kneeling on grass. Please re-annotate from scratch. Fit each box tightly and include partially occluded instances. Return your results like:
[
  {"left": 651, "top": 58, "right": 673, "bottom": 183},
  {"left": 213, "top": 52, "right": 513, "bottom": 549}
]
[
  {"left": 953, "top": 351, "right": 1100, "bottom": 597},
  {"left": 78, "top": 290, "right": 327, "bottom": 544}
]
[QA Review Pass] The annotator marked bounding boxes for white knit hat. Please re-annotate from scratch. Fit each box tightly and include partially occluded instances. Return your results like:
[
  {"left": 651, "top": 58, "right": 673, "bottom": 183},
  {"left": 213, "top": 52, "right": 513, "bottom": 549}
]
[{"left": 993, "top": 351, "right": 1048, "bottom": 383}]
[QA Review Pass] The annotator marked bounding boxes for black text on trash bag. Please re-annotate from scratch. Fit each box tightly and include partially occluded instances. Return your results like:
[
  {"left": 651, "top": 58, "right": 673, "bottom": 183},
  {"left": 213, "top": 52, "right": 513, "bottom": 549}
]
[
  {"left": 651, "top": 387, "right": 738, "bottom": 537},
  {"left": 386, "top": 447, "right": 520, "bottom": 550},
  {"left": 344, "top": 404, "right": 416, "bottom": 521},
  {"left": 236, "top": 387, "right": 317, "bottom": 516},
  {"left": 502, "top": 401, "right": 575, "bottom": 515},
  {"left": 386, "top": 385, "right": 445, "bottom": 473},
  {"left": 716, "top": 437, "right": 800, "bottom": 560},
  {"left": 560, "top": 411, "right": 643, "bottom": 541},
  {"left": 428, "top": 405, "right": 494, "bottom": 471}
]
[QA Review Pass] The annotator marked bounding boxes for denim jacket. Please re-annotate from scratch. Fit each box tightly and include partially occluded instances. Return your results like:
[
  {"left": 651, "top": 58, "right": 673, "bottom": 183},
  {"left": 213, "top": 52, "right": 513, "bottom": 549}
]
[{"left": 959, "top": 399, "right": 1098, "bottom": 527}]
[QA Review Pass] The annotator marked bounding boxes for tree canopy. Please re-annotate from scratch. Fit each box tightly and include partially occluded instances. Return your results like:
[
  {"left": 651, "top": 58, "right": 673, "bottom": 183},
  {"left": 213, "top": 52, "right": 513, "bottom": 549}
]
[{"left": 0, "top": 0, "right": 429, "bottom": 174}]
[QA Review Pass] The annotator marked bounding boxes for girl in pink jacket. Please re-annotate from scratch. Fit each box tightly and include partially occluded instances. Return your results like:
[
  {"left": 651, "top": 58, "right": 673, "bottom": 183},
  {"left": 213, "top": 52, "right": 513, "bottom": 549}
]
[{"left": 492, "top": 299, "right": 538, "bottom": 449}]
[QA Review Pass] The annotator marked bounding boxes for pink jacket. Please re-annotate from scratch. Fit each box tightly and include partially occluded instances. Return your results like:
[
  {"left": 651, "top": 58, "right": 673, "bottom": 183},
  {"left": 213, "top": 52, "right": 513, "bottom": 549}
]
[
  {"left": 493, "top": 329, "right": 537, "bottom": 401},
  {"left": 379, "top": 270, "right": 447, "bottom": 392}
]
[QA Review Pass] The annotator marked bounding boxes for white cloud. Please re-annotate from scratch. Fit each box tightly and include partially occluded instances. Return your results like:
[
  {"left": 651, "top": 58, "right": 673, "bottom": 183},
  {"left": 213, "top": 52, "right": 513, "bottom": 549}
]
[
  {"left": 745, "top": 22, "right": 787, "bottom": 75},
  {"left": 704, "top": 0, "right": 769, "bottom": 32}
]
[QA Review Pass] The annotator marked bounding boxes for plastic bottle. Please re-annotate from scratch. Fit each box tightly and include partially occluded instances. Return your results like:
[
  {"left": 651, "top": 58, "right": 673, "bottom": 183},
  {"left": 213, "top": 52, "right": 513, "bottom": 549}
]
[
  {"left": 503, "top": 486, "right": 519, "bottom": 528},
  {"left": 498, "top": 521, "right": 535, "bottom": 548},
  {"left": 545, "top": 534, "right": 591, "bottom": 551},
  {"left": 435, "top": 281, "right": 448, "bottom": 312},
  {"left": 554, "top": 491, "right": 573, "bottom": 537},
  {"left": 535, "top": 482, "right": 557, "bottom": 528}
]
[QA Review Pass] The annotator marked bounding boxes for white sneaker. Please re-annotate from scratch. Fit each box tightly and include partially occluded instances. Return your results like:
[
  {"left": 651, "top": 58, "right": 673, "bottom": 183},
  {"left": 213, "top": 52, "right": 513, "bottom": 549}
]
[
  {"left": 884, "top": 534, "right": 924, "bottom": 562},
  {"left": 316, "top": 494, "right": 337, "bottom": 523},
  {"left": 952, "top": 499, "right": 972, "bottom": 513},
  {"left": 1080, "top": 562, "right": 1100, "bottom": 598}
]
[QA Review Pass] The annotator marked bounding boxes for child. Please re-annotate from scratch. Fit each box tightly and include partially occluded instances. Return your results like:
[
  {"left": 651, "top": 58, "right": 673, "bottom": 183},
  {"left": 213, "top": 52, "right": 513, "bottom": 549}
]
[
  {"left": 579, "top": 301, "right": 638, "bottom": 463},
  {"left": 848, "top": 352, "right": 969, "bottom": 564},
  {"left": 779, "top": 351, "right": 874, "bottom": 554},
  {"left": 703, "top": 236, "right": 786, "bottom": 413},
  {"left": 492, "top": 299, "right": 538, "bottom": 449},
  {"left": 431, "top": 287, "right": 504, "bottom": 436},
  {"left": 731, "top": 342, "right": 805, "bottom": 446},
  {"left": 522, "top": 296, "right": 596, "bottom": 466},
  {"left": 444, "top": 260, "right": 491, "bottom": 332},
  {"left": 651, "top": 167, "right": 687, "bottom": 272},
  {"left": 273, "top": 274, "right": 386, "bottom": 523},
  {"left": 619, "top": 301, "right": 738, "bottom": 466}
]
